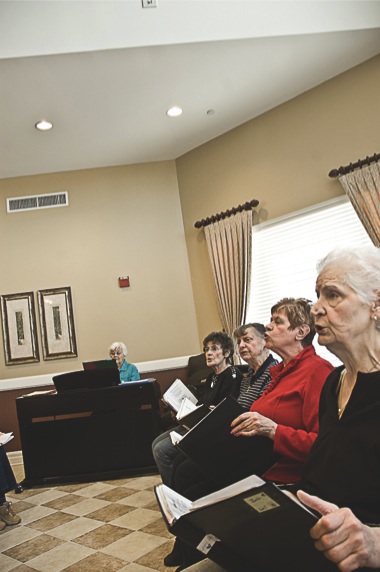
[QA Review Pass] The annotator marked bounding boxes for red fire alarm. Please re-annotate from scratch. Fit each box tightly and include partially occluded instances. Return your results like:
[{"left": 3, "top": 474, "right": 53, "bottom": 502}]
[{"left": 118, "top": 276, "right": 130, "bottom": 288}]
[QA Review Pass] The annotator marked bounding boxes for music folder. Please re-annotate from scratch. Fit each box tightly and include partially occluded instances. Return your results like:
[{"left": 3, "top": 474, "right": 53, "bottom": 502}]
[
  {"left": 175, "top": 396, "right": 279, "bottom": 487},
  {"left": 155, "top": 475, "right": 337, "bottom": 572}
]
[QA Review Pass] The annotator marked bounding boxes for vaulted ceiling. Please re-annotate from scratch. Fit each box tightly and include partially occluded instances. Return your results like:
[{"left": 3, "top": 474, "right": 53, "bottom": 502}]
[{"left": 1, "top": 0, "right": 380, "bottom": 179}]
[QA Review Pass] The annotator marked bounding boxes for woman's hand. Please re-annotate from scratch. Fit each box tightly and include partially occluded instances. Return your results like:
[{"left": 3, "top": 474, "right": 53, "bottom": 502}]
[
  {"left": 297, "top": 490, "right": 380, "bottom": 572},
  {"left": 230, "top": 411, "right": 277, "bottom": 440}
]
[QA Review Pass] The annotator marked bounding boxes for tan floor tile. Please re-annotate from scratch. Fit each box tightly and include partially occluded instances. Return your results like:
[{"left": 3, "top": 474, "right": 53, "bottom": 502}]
[
  {"left": 118, "top": 564, "right": 162, "bottom": 572},
  {"left": 118, "top": 491, "right": 156, "bottom": 508},
  {"left": 111, "top": 508, "right": 161, "bottom": 531},
  {"left": 101, "top": 531, "right": 167, "bottom": 562},
  {"left": 144, "top": 500, "right": 161, "bottom": 512},
  {"left": 8, "top": 500, "right": 35, "bottom": 514},
  {"left": 3, "top": 533, "right": 64, "bottom": 563},
  {"left": 74, "top": 523, "right": 132, "bottom": 549},
  {"left": 94, "top": 487, "right": 138, "bottom": 502},
  {"left": 86, "top": 503, "right": 134, "bottom": 523},
  {"left": 7, "top": 463, "right": 173, "bottom": 572},
  {"left": 28, "top": 511, "right": 76, "bottom": 532},
  {"left": 55, "top": 483, "right": 94, "bottom": 493},
  {"left": 62, "top": 552, "right": 127, "bottom": 572},
  {"left": 0, "top": 525, "right": 42, "bottom": 551},
  {"left": 103, "top": 478, "right": 141, "bottom": 486},
  {"left": 5, "top": 565, "right": 41, "bottom": 572},
  {"left": 11, "top": 488, "right": 51, "bottom": 500},
  {"left": 26, "top": 541, "right": 95, "bottom": 572},
  {"left": 0, "top": 552, "right": 22, "bottom": 572},
  {"left": 47, "top": 517, "right": 103, "bottom": 541},
  {"left": 136, "top": 540, "right": 177, "bottom": 572},
  {"left": 60, "top": 498, "right": 110, "bottom": 517},
  {"left": 124, "top": 477, "right": 161, "bottom": 491},
  {"left": 22, "top": 490, "right": 67, "bottom": 506},
  {"left": 74, "top": 482, "right": 115, "bottom": 498},
  {"left": 17, "top": 505, "right": 56, "bottom": 526},
  {"left": 42, "top": 494, "right": 84, "bottom": 510},
  {"left": 140, "top": 517, "right": 174, "bottom": 539}
]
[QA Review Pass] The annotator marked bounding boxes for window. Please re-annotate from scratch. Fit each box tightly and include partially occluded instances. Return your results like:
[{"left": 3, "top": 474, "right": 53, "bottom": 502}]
[{"left": 246, "top": 196, "right": 372, "bottom": 365}]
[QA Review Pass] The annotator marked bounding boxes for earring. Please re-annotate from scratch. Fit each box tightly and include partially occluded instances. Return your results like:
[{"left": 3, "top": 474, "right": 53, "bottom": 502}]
[{"left": 374, "top": 316, "right": 378, "bottom": 322}]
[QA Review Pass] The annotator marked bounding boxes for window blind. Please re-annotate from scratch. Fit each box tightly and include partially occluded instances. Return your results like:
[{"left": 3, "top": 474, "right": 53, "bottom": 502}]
[{"left": 247, "top": 196, "right": 372, "bottom": 365}]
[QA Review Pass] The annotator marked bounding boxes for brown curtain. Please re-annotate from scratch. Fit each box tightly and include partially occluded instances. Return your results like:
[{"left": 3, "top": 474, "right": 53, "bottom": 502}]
[
  {"left": 204, "top": 210, "right": 252, "bottom": 339},
  {"left": 339, "top": 162, "right": 380, "bottom": 246}
]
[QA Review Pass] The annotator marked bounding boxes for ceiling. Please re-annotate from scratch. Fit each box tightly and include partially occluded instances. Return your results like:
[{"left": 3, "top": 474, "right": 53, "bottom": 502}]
[{"left": 1, "top": 1, "right": 380, "bottom": 180}]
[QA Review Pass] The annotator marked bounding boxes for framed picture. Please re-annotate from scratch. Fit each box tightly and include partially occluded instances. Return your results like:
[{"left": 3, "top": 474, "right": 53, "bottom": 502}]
[
  {"left": 38, "top": 286, "right": 77, "bottom": 360},
  {"left": 0, "top": 292, "right": 40, "bottom": 365}
]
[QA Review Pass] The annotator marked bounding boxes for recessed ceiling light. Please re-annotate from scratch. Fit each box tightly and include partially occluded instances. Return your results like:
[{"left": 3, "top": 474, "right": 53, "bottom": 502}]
[
  {"left": 35, "top": 120, "right": 53, "bottom": 131},
  {"left": 166, "top": 106, "right": 183, "bottom": 117}
]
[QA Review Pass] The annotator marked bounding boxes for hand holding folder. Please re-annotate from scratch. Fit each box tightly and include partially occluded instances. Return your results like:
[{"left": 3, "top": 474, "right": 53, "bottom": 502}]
[
  {"left": 175, "top": 396, "right": 280, "bottom": 487},
  {"left": 155, "top": 475, "right": 337, "bottom": 572}
]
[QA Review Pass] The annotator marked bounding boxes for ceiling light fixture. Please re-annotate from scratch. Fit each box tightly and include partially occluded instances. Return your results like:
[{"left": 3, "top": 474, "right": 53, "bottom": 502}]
[
  {"left": 166, "top": 106, "right": 182, "bottom": 118},
  {"left": 35, "top": 120, "right": 53, "bottom": 131}
]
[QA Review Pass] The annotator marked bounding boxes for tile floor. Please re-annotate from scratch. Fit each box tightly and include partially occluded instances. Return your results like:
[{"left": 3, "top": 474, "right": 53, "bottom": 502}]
[{"left": 1, "top": 464, "right": 176, "bottom": 572}]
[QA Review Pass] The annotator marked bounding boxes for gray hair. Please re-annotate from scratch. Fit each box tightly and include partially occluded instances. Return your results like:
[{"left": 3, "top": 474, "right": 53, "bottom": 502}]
[
  {"left": 317, "top": 246, "right": 380, "bottom": 330},
  {"left": 108, "top": 341, "right": 128, "bottom": 357}
]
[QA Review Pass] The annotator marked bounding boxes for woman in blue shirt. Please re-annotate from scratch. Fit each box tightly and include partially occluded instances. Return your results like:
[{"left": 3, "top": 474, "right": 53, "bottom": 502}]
[{"left": 108, "top": 341, "right": 140, "bottom": 382}]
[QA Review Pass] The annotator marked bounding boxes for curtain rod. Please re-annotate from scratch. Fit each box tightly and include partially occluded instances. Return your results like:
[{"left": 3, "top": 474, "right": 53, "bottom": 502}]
[
  {"left": 194, "top": 199, "right": 259, "bottom": 229},
  {"left": 328, "top": 152, "right": 380, "bottom": 178}
]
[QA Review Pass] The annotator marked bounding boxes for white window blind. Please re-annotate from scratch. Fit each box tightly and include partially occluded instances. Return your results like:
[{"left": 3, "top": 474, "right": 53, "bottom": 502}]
[{"left": 247, "top": 196, "right": 373, "bottom": 365}]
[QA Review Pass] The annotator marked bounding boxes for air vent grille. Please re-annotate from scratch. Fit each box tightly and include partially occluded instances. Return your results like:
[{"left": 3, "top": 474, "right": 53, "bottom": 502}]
[{"left": 7, "top": 192, "right": 69, "bottom": 213}]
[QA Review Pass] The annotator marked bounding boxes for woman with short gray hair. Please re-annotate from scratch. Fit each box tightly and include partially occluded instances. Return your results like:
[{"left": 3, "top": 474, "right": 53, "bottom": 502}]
[{"left": 108, "top": 341, "right": 140, "bottom": 382}]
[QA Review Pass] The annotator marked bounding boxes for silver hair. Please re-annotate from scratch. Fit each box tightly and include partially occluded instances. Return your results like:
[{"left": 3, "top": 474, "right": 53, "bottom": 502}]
[
  {"left": 108, "top": 341, "right": 128, "bottom": 357},
  {"left": 317, "top": 245, "right": 380, "bottom": 329}
]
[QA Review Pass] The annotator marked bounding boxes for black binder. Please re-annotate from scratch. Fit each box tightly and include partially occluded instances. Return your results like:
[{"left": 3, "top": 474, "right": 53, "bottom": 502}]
[
  {"left": 175, "top": 396, "right": 279, "bottom": 487},
  {"left": 177, "top": 403, "right": 210, "bottom": 430},
  {"left": 155, "top": 476, "right": 338, "bottom": 572}
]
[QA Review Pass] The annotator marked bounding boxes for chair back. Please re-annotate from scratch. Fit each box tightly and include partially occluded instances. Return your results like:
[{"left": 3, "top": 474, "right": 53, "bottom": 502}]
[{"left": 187, "top": 353, "right": 213, "bottom": 388}]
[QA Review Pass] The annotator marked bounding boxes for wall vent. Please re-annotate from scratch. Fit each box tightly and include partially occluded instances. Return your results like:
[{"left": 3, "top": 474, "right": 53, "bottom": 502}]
[{"left": 6, "top": 191, "right": 69, "bottom": 213}]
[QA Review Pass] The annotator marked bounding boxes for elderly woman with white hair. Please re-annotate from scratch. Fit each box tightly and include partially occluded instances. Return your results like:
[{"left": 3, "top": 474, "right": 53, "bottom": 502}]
[
  {"left": 108, "top": 341, "right": 140, "bottom": 383},
  {"left": 181, "top": 245, "right": 380, "bottom": 572}
]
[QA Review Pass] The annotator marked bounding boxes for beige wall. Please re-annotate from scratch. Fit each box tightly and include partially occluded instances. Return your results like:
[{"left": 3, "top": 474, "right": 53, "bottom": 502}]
[
  {"left": 1, "top": 56, "right": 379, "bottom": 381},
  {"left": 176, "top": 55, "right": 380, "bottom": 340},
  {"left": 0, "top": 161, "right": 200, "bottom": 381}
]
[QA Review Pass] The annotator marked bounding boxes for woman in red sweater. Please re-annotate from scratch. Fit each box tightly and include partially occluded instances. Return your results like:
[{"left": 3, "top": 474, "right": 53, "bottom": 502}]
[
  {"left": 171, "top": 298, "right": 333, "bottom": 571},
  {"left": 231, "top": 297, "right": 333, "bottom": 484}
]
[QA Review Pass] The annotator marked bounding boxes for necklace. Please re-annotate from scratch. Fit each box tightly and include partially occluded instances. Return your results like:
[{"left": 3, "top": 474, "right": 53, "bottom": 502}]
[
  {"left": 210, "top": 366, "right": 236, "bottom": 388},
  {"left": 337, "top": 369, "right": 355, "bottom": 419}
]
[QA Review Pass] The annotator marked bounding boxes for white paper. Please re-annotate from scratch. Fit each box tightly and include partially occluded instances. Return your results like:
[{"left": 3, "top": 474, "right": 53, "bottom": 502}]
[
  {"left": 170, "top": 430, "right": 184, "bottom": 445},
  {"left": 176, "top": 397, "right": 199, "bottom": 420},
  {"left": 162, "top": 379, "right": 198, "bottom": 412},
  {"left": 0, "top": 432, "right": 14, "bottom": 446}
]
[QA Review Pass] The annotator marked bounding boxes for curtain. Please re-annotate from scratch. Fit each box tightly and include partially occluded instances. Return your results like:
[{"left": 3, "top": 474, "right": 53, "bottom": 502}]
[
  {"left": 339, "top": 162, "right": 380, "bottom": 247},
  {"left": 204, "top": 210, "right": 252, "bottom": 339}
]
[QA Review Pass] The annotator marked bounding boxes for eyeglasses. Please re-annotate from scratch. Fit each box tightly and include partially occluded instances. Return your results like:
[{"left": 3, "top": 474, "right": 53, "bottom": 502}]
[
  {"left": 110, "top": 350, "right": 123, "bottom": 357},
  {"left": 203, "top": 345, "right": 222, "bottom": 353}
]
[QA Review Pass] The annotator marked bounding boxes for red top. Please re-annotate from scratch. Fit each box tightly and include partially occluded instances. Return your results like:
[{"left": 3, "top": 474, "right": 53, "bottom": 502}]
[{"left": 250, "top": 345, "right": 334, "bottom": 484}]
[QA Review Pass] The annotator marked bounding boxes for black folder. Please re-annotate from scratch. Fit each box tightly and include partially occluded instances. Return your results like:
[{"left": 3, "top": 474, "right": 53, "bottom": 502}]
[
  {"left": 177, "top": 403, "right": 210, "bottom": 430},
  {"left": 175, "top": 396, "right": 279, "bottom": 487},
  {"left": 155, "top": 476, "right": 338, "bottom": 572}
]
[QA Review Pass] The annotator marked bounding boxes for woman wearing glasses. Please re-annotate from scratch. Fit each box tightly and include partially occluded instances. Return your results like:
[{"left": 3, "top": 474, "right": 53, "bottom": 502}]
[{"left": 152, "top": 331, "right": 242, "bottom": 489}]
